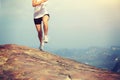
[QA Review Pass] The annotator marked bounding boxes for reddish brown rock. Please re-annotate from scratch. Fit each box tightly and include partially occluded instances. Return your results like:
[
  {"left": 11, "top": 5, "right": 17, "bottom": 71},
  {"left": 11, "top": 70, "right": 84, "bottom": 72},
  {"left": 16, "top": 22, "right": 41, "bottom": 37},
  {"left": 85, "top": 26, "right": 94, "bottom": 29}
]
[{"left": 0, "top": 44, "right": 120, "bottom": 80}]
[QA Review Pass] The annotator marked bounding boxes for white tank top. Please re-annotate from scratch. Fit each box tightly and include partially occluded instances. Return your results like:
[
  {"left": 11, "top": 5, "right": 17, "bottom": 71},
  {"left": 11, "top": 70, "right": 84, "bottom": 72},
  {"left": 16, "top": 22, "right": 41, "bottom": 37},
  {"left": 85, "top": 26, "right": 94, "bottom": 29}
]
[{"left": 34, "top": 0, "right": 49, "bottom": 19}]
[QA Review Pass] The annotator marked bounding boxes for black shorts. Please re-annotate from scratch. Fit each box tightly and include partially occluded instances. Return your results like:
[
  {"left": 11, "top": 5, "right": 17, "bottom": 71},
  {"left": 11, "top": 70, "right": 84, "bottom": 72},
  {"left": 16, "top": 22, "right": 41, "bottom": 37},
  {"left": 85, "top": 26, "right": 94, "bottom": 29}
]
[{"left": 34, "top": 14, "right": 50, "bottom": 24}]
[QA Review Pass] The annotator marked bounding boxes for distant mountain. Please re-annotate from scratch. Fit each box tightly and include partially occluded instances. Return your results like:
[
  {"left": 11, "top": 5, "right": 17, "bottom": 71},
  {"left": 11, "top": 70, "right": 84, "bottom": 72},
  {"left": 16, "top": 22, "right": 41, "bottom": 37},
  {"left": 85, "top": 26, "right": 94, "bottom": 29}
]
[
  {"left": 52, "top": 46, "right": 120, "bottom": 72},
  {"left": 112, "top": 57, "right": 120, "bottom": 73},
  {"left": 111, "top": 46, "right": 120, "bottom": 73}
]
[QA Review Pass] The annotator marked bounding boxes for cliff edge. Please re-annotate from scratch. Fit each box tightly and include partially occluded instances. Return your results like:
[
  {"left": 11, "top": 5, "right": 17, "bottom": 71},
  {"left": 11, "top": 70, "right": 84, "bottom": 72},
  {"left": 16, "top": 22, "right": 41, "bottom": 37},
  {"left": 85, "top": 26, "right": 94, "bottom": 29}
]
[{"left": 0, "top": 44, "right": 120, "bottom": 80}]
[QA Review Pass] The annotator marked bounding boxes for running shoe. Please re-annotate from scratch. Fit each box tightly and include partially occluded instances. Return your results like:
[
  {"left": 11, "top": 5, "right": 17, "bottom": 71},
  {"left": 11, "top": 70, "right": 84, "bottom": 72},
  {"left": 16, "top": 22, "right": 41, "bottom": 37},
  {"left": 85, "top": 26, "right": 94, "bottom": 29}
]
[{"left": 44, "top": 35, "right": 48, "bottom": 43}]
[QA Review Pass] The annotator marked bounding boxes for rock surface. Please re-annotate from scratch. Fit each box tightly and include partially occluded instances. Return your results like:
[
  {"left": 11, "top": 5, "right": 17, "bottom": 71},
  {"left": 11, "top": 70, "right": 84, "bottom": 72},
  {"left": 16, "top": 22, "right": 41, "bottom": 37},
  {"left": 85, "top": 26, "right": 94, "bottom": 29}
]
[{"left": 0, "top": 44, "right": 120, "bottom": 80}]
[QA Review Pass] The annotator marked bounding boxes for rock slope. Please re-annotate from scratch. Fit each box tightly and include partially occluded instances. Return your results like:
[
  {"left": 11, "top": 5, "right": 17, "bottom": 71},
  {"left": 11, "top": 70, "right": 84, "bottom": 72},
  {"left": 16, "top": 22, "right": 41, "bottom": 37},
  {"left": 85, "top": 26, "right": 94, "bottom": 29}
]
[{"left": 0, "top": 44, "right": 120, "bottom": 80}]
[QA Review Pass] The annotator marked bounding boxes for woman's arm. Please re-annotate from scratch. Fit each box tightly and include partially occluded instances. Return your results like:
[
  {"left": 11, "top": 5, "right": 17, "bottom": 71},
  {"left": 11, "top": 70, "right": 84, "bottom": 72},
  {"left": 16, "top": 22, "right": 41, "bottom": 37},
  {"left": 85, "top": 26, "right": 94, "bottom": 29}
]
[
  {"left": 32, "top": 0, "right": 47, "bottom": 7},
  {"left": 32, "top": 0, "right": 42, "bottom": 7}
]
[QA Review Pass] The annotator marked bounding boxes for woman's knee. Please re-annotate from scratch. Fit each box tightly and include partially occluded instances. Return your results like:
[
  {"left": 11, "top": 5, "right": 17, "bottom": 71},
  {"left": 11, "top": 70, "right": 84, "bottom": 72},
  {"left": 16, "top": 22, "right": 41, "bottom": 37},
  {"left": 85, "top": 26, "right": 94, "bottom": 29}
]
[
  {"left": 42, "top": 15, "right": 49, "bottom": 22},
  {"left": 35, "top": 24, "right": 41, "bottom": 31}
]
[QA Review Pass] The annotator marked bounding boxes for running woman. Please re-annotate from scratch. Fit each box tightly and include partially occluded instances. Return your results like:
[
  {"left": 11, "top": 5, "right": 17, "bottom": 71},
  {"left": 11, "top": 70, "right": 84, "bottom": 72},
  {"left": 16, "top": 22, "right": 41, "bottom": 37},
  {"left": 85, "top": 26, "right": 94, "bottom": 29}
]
[{"left": 32, "top": 0, "right": 50, "bottom": 51}]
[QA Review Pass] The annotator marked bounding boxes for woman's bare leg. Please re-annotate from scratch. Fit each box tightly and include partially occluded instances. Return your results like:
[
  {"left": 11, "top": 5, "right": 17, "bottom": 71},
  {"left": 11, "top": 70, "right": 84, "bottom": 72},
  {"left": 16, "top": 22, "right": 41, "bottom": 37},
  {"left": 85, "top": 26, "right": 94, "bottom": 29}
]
[
  {"left": 35, "top": 24, "right": 44, "bottom": 50},
  {"left": 42, "top": 15, "right": 49, "bottom": 36},
  {"left": 42, "top": 15, "right": 49, "bottom": 43}
]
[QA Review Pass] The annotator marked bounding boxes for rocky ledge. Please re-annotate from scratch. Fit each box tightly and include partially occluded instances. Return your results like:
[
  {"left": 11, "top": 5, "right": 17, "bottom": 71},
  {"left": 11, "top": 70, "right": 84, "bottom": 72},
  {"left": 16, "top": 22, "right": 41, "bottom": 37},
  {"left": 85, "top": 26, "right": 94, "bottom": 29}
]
[{"left": 0, "top": 44, "right": 120, "bottom": 80}]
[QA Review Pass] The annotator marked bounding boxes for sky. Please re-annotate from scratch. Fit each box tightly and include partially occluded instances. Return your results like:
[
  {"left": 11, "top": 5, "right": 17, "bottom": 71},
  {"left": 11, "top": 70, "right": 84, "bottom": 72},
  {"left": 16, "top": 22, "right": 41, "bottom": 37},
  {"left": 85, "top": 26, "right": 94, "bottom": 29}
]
[{"left": 0, "top": 0, "right": 120, "bottom": 49}]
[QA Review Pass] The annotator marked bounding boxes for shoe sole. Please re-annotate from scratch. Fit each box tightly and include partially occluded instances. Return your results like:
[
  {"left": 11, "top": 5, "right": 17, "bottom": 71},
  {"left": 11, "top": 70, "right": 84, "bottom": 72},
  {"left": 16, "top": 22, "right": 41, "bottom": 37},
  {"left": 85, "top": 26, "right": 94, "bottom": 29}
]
[
  {"left": 44, "top": 41, "right": 48, "bottom": 43},
  {"left": 40, "top": 49, "right": 44, "bottom": 51}
]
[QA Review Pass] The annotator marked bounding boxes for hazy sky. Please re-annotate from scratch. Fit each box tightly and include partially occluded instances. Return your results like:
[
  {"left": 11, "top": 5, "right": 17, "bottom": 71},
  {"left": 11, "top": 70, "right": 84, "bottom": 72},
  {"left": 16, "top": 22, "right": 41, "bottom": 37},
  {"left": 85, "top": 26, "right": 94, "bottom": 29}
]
[{"left": 0, "top": 0, "right": 120, "bottom": 49}]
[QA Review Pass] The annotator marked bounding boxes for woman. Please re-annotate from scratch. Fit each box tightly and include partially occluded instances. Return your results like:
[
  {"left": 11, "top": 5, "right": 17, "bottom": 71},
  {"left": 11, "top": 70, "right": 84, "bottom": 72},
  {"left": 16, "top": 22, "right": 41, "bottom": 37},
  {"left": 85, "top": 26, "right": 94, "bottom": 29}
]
[{"left": 32, "top": 0, "right": 50, "bottom": 51}]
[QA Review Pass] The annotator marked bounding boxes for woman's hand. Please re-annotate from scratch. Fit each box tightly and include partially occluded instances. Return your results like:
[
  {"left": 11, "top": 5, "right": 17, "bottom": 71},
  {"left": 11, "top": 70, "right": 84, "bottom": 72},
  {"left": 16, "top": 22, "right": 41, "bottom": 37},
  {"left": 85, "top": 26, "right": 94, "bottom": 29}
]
[
  {"left": 41, "top": 0, "right": 48, "bottom": 3},
  {"left": 32, "top": 0, "right": 48, "bottom": 7}
]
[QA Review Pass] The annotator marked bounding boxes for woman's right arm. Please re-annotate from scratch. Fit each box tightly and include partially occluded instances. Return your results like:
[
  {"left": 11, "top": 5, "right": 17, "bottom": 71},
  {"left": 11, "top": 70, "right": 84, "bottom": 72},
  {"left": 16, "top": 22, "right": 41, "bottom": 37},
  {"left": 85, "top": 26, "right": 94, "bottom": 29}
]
[{"left": 32, "top": 0, "right": 47, "bottom": 7}]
